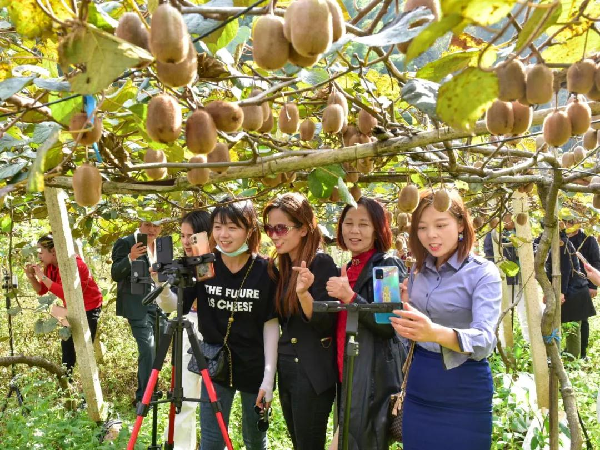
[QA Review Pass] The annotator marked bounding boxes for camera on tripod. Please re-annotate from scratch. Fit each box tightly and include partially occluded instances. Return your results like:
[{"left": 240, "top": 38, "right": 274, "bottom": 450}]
[{"left": 2, "top": 270, "right": 18, "bottom": 290}]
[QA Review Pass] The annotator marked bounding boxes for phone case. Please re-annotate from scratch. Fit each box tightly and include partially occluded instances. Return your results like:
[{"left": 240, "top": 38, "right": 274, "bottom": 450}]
[
  {"left": 136, "top": 233, "right": 148, "bottom": 246},
  {"left": 191, "top": 232, "right": 215, "bottom": 281},
  {"left": 373, "top": 266, "right": 402, "bottom": 324}
]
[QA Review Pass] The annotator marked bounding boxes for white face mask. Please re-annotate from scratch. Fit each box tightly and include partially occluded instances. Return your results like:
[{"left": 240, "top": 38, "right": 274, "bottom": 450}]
[{"left": 216, "top": 242, "right": 249, "bottom": 257}]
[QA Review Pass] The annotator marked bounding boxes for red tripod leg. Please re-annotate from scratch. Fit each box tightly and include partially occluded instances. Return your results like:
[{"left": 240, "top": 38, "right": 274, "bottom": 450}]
[
  {"left": 201, "top": 370, "right": 234, "bottom": 450},
  {"left": 166, "top": 361, "right": 176, "bottom": 446},
  {"left": 128, "top": 370, "right": 160, "bottom": 450}
]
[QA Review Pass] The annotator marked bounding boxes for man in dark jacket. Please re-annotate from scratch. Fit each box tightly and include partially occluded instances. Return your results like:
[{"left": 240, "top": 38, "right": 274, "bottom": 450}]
[{"left": 111, "top": 220, "right": 163, "bottom": 404}]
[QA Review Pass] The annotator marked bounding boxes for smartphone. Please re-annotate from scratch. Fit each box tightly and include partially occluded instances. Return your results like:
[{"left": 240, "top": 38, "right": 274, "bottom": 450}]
[
  {"left": 136, "top": 233, "right": 148, "bottom": 247},
  {"left": 191, "top": 232, "right": 215, "bottom": 281},
  {"left": 576, "top": 252, "right": 589, "bottom": 268},
  {"left": 131, "top": 259, "right": 148, "bottom": 295},
  {"left": 373, "top": 266, "right": 402, "bottom": 324}
]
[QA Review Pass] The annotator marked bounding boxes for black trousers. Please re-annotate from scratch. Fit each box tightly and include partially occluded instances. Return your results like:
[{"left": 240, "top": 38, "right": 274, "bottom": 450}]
[
  {"left": 61, "top": 307, "right": 101, "bottom": 375},
  {"left": 581, "top": 318, "right": 590, "bottom": 358},
  {"left": 278, "top": 354, "right": 336, "bottom": 450}
]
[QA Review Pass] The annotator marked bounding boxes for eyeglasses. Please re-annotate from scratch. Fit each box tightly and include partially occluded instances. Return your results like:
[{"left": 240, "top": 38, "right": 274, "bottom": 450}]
[{"left": 263, "top": 224, "right": 300, "bottom": 237}]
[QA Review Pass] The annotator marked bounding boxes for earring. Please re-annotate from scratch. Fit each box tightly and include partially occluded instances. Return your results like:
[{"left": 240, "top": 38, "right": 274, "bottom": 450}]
[{"left": 458, "top": 232, "right": 464, "bottom": 242}]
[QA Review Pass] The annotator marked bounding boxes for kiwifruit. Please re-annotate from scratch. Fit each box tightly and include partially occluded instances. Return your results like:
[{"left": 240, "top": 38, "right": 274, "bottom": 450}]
[
  {"left": 596, "top": 63, "right": 600, "bottom": 90},
  {"left": 486, "top": 100, "right": 514, "bottom": 135},
  {"left": 205, "top": 101, "right": 244, "bottom": 133},
  {"left": 356, "top": 157, "right": 374, "bottom": 174},
  {"left": 395, "top": 236, "right": 405, "bottom": 251},
  {"left": 327, "top": 90, "right": 348, "bottom": 119},
  {"left": 289, "top": 0, "right": 332, "bottom": 58},
  {"left": 583, "top": 128, "right": 598, "bottom": 150},
  {"left": 186, "top": 110, "right": 217, "bottom": 154},
  {"left": 515, "top": 213, "right": 528, "bottom": 226},
  {"left": 490, "top": 217, "right": 500, "bottom": 228},
  {"left": 474, "top": 161, "right": 484, "bottom": 169},
  {"left": 357, "top": 109, "right": 377, "bottom": 135},
  {"left": 262, "top": 173, "right": 283, "bottom": 187},
  {"left": 343, "top": 162, "right": 359, "bottom": 183},
  {"left": 156, "top": 39, "right": 197, "bottom": 88},
  {"left": 146, "top": 94, "right": 182, "bottom": 143},
  {"left": 526, "top": 63, "right": 553, "bottom": 105},
  {"left": 322, "top": 104, "right": 345, "bottom": 133},
  {"left": 283, "top": 1, "right": 297, "bottom": 42},
  {"left": 573, "top": 145, "right": 586, "bottom": 164},
  {"left": 72, "top": 163, "right": 102, "bottom": 207},
  {"left": 403, "top": 0, "right": 440, "bottom": 20},
  {"left": 586, "top": 79, "right": 600, "bottom": 101},
  {"left": 341, "top": 118, "right": 348, "bottom": 134},
  {"left": 330, "top": 186, "right": 340, "bottom": 202},
  {"left": 566, "top": 99, "right": 591, "bottom": 135},
  {"left": 250, "top": 89, "right": 270, "bottom": 121},
  {"left": 144, "top": 149, "right": 167, "bottom": 180},
  {"left": 589, "top": 176, "right": 600, "bottom": 188},
  {"left": 278, "top": 103, "right": 300, "bottom": 134},
  {"left": 543, "top": 110, "right": 571, "bottom": 147},
  {"left": 432, "top": 189, "right": 451, "bottom": 212},
  {"left": 206, "top": 142, "right": 230, "bottom": 173},
  {"left": 258, "top": 108, "right": 274, "bottom": 133},
  {"left": 350, "top": 185, "right": 362, "bottom": 201},
  {"left": 535, "top": 135, "right": 547, "bottom": 151},
  {"left": 299, "top": 119, "right": 316, "bottom": 140},
  {"left": 325, "top": 0, "right": 345, "bottom": 42},
  {"left": 518, "top": 183, "right": 534, "bottom": 193},
  {"left": 398, "top": 185, "right": 419, "bottom": 213},
  {"left": 115, "top": 12, "right": 150, "bottom": 51},
  {"left": 397, "top": 212, "right": 409, "bottom": 228},
  {"left": 252, "top": 15, "right": 290, "bottom": 71},
  {"left": 348, "top": 133, "right": 370, "bottom": 145},
  {"left": 149, "top": 3, "right": 189, "bottom": 64},
  {"left": 592, "top": 116, "right": 600, "bottom": 131},
  {"left": 288, "top": 46, "right": 320, "bottom": 67},
  {"left": 342, "top": 125, "right": 358, "bottom": 147},
  {"left": 69, "top": 112, "right": 103, "bottom": 145},
  {"left": 187, "top": 155, "right": 210, "bottom": 186},
  {"left": 510, "top": 101, "right": 532, "bottom": 135},
  {"left": 567, "top": 59, "right": 596, "bottom": 94},
  {"left": 473, "top": 216, "right": 484, "bottom": 229},
  {"left": 561, "top": 152, "right": 575, "bottom": 168},
  {"left": 241, "top": 104, "right": 264, "bottom": 132},
  {"left": 496, "top": 59, "right": 526, "bottom": 102},
  {"left": 593, "top": 194, "right": 600, "bottom": 209},
  {"left": 281, "top": 171, "right": 296, "bottom": 184}
]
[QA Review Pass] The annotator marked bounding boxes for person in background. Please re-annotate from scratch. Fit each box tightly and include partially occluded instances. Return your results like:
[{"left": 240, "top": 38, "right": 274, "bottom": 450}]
[
  {"left": 25, "top": 235, "right": 103, "bottom": 377},
  {"left": 326, "top": 196, "right": 406, "bottom": 450},
  {"left": 390, "top": 189, "right": 501, "bottom": 450},
  {"left": 263, "top": 193, "right": 338, "bottom": 450},
  {"left": 111, "top": 220, "right": 163, "bottom": 406}
]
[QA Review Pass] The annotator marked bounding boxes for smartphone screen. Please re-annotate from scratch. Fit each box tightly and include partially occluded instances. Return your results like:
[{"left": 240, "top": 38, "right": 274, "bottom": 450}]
[
  {"left": 136, "top": 233, "right": 148, "bottom": 247},
  {"left": 373, "top": 266, "right": 402, "bottom": 324},
  {"left": 191, "top": 232, "right": 215, "bottom": 281}
]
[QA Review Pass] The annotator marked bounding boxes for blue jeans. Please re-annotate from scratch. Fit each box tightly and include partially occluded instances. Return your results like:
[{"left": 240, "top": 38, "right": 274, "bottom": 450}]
[{"left": 200, "top": 382, "right": 267, "bottom": 450}]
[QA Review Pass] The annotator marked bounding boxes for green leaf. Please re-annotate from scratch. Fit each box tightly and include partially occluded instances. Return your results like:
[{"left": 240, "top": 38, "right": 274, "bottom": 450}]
[
  {"left": 103, "top": 79, "right": 137, "bottom": 112},
  {"left": 336, "top": 178, "right": 357, "bottom": 208},
  {"left": 0, "top": 215, "right": 11, "bottom": 232},
  {"left": 416, "top": 50, "right": 479, "bottom": 82},
  {"left": 353, "top": 8, "right": 434, "bottom": 47},
  {"left": 307, "top": 165, "right": 345, "bottom": 198},
  {"left": 298, "top": 68, "right": 330, "bottom": 86},
  {"left": 49, "top": 93, "right": 81, "bottom": 125},
  {"left": 7, "top": 305, "right": 21, "bottom": 316},
  {"left": 43, "top": 317, "right": 59, "bottom": 333},
  {"left": 38, "top": 295, "right": 56, "bottom": 306},
  {"left": 27, "top": 126, "right": 60, "bottom": 193},
  {"left": 31, "top": 122, "right": 62, "bottom": 145},
  {"left": 0, "top": 76, "right": 36, "bottom": 101},
  {"left": 87, "top": 2, "right": 119, "bottom": 31},
  {"left": 205, "top": 19, "right": 239, "bottom": 54},
  {"left": 59, "top": 24, "right": 153, "bottom": 95},
  {"left": 498, "top": 260, "right": 520, "bottom": 277},
  {"left": 401, "top": 78, "right": 440, "bottom": 120},
  {"left": 7, "top": 0, "right": 53, "bottom": 38},
  {"left": 0, "top": 162, "right": 27, "bottom": 181},
  {"left": 34, "top": 318, "right": 45, "bottom": 334},
  {"left": 515, "top": 1, "right": 562, "bottom": 52},
  {"left": 541, "top": 31, "right": 600, "bottom": 64},
  {"left": 58, "top": 326, "right": 72, "bottom": 341},
  {"left": 33, "top": 78, "right": 71, "bottom": 92},
  {"left": 436, "top": 67, "right": 498, "bottom": 131},
  {"left": 405, "top": 14, "right": 464, "bottom": 64},
  {"left": 442, "top": 0, "right": 517, "bottom": 26}
]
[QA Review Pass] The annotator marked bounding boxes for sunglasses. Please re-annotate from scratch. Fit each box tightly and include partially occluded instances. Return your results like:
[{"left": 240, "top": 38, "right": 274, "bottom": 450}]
[{"left": 263, "top": 224, "right": 300, "bottom": 237}]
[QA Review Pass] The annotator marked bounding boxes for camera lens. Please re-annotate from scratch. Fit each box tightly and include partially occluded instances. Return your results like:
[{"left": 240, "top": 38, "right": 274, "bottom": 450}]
[{"left": 375, "top": 269, "right": 384, "bottom": 279}]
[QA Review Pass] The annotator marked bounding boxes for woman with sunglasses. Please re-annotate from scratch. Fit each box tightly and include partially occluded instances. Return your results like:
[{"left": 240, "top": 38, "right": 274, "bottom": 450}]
[
  {"left": 263, "top": 193, "right": 338, "bottom": 450},
  {"left": 196, "top": 199, "right": 278, "bottom": 450},
  {"left": 24, "top": 235, "right": 103, "bottom": 378},
  {"left": 326, "top": 197, "right": 406, "bottom": 450}
]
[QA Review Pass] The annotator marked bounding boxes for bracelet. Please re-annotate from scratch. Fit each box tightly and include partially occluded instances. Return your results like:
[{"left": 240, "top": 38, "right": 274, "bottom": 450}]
[{"left": 41, "top": 275, "right": 49, "bottom": 282}]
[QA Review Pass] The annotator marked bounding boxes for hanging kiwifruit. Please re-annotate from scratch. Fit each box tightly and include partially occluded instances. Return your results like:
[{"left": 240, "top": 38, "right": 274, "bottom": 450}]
[
  {"left": 289, "top": 0, "right": 332, "bottom": 58},
  {"left": 241, "top": 103, "right": 264, "bottom": 132},
  {"left": 252, "top": 15, "right": 290, "bottom": 71},
  {"left": 144, "top": 149, "right": 167, "bottom": 180},
  {"left": 515, "top": 213, "right": 528, "bottom": 226},
  {"left": 187, "top": 155, "right": 210, "bottom": 186},
  {"left": 526, "top": 63, "right": 553, "bottom": 105},
  {"left": 395, "top": 236, "right": 406, "bottom": 252},
  {"left": 149, "top": 3, "right": 189, "bottom": 64},
  {"left": 327, "top": 90, "right": 348, "bottom": 119},
  {"left": 567, "top": 59, "right": 596, "bottom": 94},
  {"left": 205, "top": 101, "right": 244, "bottom": 133},
  {"left": 343, "top": 162, "right": 359, "bottom": 183},
  {"left": 432, "top": 189, "right": 451, "bottom": 212},
  {"left": 186, "top": 110, "right": 217, "bottom": 155},
  {"left": 357, "top": 109, "right": 377, "bottom": 135},
  {"left": 299, "top": 119, "right": 316, "bottom": 141},
  {"left": 156, "top": 39, "right": 197, "bottom": 88},
  {"left": 496, "top": 59, "right": 526, "bottom": 102},
  {"left": 473, "top": 216, "right": 484, "bottom": 229},
  {"left": 72, "top": 163, "right": 102, "bottom": 207},
  {"left": 342, "top": 125, "right": 358, "bottom": 147},
  {"left": 398, "top": 185, "right": 419, "bottom": 213},
  {"left": 573, "top": 145, "right": 586, "bottom": 164},
  {"left": 279, "top": 103, "right": 300, "bottom": 134},
  {"left": 322, "top": 104, "right": 344, "bottom": 133},
  {"left": 587, "top": 82, "right": 600, "bottom": 102},
  {"left": 474, "top": 161, "right": 484, "bottom": 169},
  {"left": 486, "top": 100, "right": 514, "bottom": 135},
  {"left": 356, "top": 157, "right": 374, "bottom": 174},
  {"left": 146, "top": 94, "right": 182, "bottom": 143},
  {"left": 325, "top": 0, "right": 345, "bottom": 42},
  {"left": 543, "top": 110, "right": 571, "bottom": 147},
  {"left": 593, "top": 194, "right": 600, "bottom": 209},
  {"left": 206, "top": 142, "right": 230, "bottom": 173},
  {"left": 583, "top": 128, "right": 598, "bottom": 150},
  {"left": 396, "top": 0, "right": 440, "bottom": 53},
  {"left": 590, "top": 176, "right": 600, "bottom": 188},
  {"left": 510, "top": 101, "right": 532, "bottom": 135},
  {"left": 490, "top": 217, "right": 500, "bottom": 228},
  {"left": 592, "top": 116, "right": 600, "bottom": 131},
  {"left": 535, "top": 135, "right": 547, "bottom": 151},
  {"left": 350, "top": 185, "right": 362, "bottom": 201},
  {"left": 258, "top": 108, "right": 274, "bottom": 133},
  {"left": 288, "top": 47, "right": 320, "bottom": 67},
  {"left": 69, "top": 112, "right": 103, "bottom": 145},
  {"left": 397, "top": 212, "right": 409, "bottom": 228},
  {"left": 250, "top": 89, "right": 270, "bottom": 121},
  {"left": 283, "top": 1, "right": 297, "bottom": 41},
  {"left": 566, "top": 98, "right": 592, "bottom": 135},
  {"left": 518, "top": 183, "right": 534, "bottom": 194},
  {"left": 561, "top": 152, "right": 575, "bottom": 168},
  {"left": 115, "top": 12, "right": 150, "bottom": 50},
  {"left": 262, "top": 173, "right": 283, "bottom": 187},
  {"left": 329, "top": 186, "right": 340, "bottom": 202},
  {"left": 348, "top": 133, "right": 370, "bottom": 145}
]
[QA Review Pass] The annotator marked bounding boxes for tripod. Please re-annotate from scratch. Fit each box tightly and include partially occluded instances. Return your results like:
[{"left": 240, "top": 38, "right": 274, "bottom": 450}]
[
  {"left": 127, "top": 258, "right": 233, "bottom": 450},
  {"left": 313, "top": 301, "right": 398, "bottom": 450}
]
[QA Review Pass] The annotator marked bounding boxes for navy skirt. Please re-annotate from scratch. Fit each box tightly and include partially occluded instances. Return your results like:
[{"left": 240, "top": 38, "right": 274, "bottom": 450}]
[{"left": 402, "top": 346, "right": 493, "bottom": 450}]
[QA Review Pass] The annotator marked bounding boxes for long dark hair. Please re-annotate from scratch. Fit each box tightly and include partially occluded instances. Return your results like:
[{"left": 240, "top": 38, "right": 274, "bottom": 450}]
[
  {"left": 211, "top": 198, "right": 261, "bottom": 254},
  {"left": 263, "top": 193, "right": 322, "bottom": 316},
  {"left": 181, "top": 210, "right": 211, "bottom": 234},
  {"left": 38, "top": 235, "right": 54, "bottom": 250},
  {"left": 336, "top": 197, "right": 392, "bottom": 253}
]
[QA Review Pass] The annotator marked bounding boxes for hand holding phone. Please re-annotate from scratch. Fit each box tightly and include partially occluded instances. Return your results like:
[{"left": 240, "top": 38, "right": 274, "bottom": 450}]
[
  {"left": 191, "top": 232, "right": 214, "bottom": 281},
  {"left": 136, "top": 233, "right": 148, "bottom": 247},
  {"left": 373, "top": 266, "right": 403, "bottom": 324},
  {"left": 575, "top": 251, "right": 589, "bottom": 267}
]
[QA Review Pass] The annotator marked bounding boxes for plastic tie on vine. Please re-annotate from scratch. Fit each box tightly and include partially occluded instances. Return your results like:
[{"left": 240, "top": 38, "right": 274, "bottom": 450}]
[{"left": 542, "top": 328, "right": 561, "bottom": 345}]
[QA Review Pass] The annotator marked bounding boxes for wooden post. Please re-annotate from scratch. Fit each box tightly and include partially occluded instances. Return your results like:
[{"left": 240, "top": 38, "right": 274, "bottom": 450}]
[
  {"left": 491, "top": 229, "right": 514, "bottom": 349},
  {"left": 44, "top": 187, "right": 106, "bottom": 422},
  {"left": 512, "top": 192, "right": 549, "bottom": 408}
]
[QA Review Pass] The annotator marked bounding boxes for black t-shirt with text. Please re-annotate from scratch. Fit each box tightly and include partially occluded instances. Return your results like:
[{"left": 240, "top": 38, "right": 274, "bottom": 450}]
[{"left": 196, "top": 253, "right": 277, "bottom": 394}]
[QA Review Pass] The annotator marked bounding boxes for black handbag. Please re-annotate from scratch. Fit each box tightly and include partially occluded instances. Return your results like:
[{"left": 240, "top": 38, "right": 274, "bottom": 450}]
[{"left": 389, "top": 340, "right": 416, "bottom": 442}]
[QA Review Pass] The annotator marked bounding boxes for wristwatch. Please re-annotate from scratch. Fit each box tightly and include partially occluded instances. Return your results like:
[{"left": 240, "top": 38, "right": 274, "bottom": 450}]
[{"left": 41, "top": 275, "right": 49, "bottom": 282}]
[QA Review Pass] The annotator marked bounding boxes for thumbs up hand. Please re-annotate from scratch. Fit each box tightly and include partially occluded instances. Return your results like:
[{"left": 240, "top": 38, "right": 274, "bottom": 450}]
[
  {"left": 292, "top": 261, "right": 315, "bottom": 295},
  {"left": 326, "top": 264, "right": 355, "bottom": 304}
]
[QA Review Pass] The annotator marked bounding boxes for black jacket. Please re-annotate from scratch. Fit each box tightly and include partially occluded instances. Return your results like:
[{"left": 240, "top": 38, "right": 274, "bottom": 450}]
[
  {"left": 567, "top": 230, "right": 600, "bottom": 290},
  {"left": 338, "top": 252, "right": 407, "bottom": 450}
]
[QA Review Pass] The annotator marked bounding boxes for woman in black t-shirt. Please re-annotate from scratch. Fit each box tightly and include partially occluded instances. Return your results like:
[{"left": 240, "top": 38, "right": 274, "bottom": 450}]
[
  {"left": 197, "top": 199, "right": 278, "bottom": 450},
  {"left": 263, "top": 193, "right": 338, "bottom": 450}
]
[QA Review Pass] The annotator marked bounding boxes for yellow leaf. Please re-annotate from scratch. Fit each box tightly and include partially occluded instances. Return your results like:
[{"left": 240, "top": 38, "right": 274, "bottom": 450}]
[{"left": 541, "top": 31, "right": 600, "bottom": 64}]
